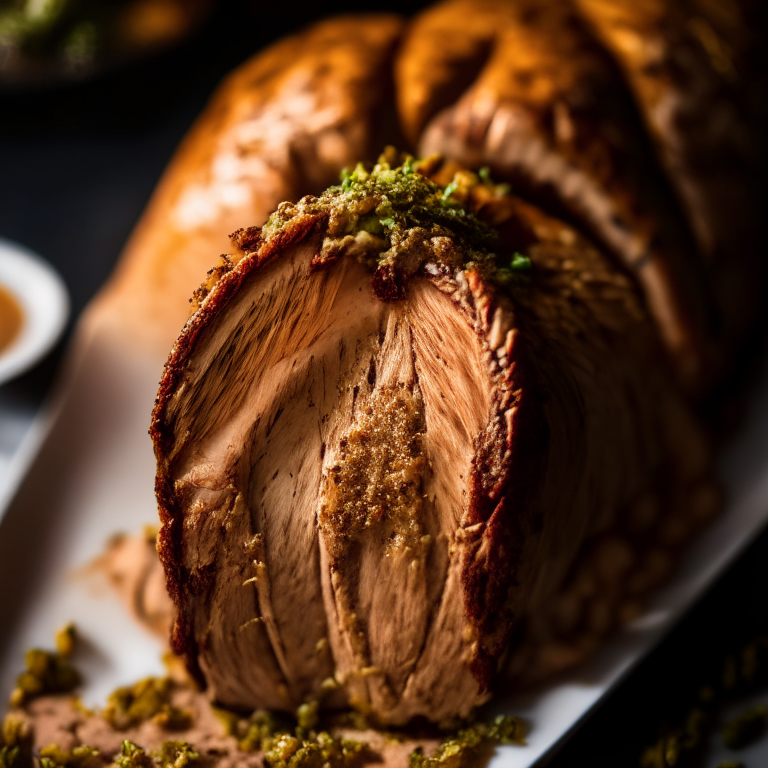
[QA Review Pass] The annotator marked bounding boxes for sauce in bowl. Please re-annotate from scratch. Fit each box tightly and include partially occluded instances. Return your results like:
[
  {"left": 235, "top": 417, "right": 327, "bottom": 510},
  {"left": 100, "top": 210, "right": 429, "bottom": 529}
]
[
  {"left": 0, "top": 283, "right": 23, "bottom": 354},
  {"left": 0, "top": 238, "right": 68, "bottom": 385}
]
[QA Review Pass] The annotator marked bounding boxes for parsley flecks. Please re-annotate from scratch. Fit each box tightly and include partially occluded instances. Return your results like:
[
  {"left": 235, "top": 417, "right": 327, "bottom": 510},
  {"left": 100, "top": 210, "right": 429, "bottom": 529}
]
[
  {"left": 103, "top": 677, "right": 192, "bottom": 731},
  {"left": 259, "top": 150, "right": 513, "bottom": 283},
  {"left": 114, "top": 740, "right": 200, "bottom": 768},
  {"left": 408, "top": 715, "right": 527, "bottom": 767},
  {"left": 510, "top": 253, "right": 532, "bottom": 272},
  {"left": 190, "top": 149, "right": 533, "bottom": 310},
  {"left": 9, "top": 624, "right": 80, "bottom": 708},
  {"left": 0, "top": 714, "right": 30, "bottom": 768},
  {"left": 38, "top": 744, "right": 100, "bottom": 768},
  {"left": 441, "top": 181, "right": 459, "bottom": 201}
]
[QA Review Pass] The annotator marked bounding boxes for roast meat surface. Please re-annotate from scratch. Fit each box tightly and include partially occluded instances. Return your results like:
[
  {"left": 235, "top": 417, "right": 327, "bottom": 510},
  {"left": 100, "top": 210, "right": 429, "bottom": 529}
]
[
  {"left": 98, "top": 13, "right": 404, "bottom": 356},
  {"left": 398, "top": 0, "right": 714, "bottom": 388},
  {"left": 102, "top": 0, "right": 760, "bottom": 398},
  {"left": 152, "top": 161, "right": 715, "bottom": 724},
  {"left": 575, "top": 0, "right": 761, "bottom": 351}
]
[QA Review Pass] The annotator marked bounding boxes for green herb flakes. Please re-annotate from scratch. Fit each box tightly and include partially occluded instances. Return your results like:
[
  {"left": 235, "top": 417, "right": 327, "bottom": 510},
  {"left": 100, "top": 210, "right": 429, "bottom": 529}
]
[
  {"left": 260, "top": 149, "right": 510, "bottom": 286},
  {"left": 441, "top": 181, "right": 459, "bottom": 201},
  {"left": 192, "top": 149, "right": 534, "bottom": 310},
  {"left": 236, "top": 710, "right": 285, "bottom": 753},
  {"left": 114, "top": 740, "right": 200, "bottom": 768},
  {"left": 509, "top": 253, "right": 532, "bottom": 272},
  {"left": 640, "top": 708, "right": 710, "bottom": 768},
  {"left": 408, "top": 716, "right": 527, "bottom": 767},
  {"left": 151, "top": 741, "right": 200, "bottom": 768},
  {"left": 485, "top": 715, "right": 528, "bottom": 744},
  {"left": 38, "top": 744, "right": 100, "bottom": 768},
  {"left": 54, "top": 624, "right": 76, "bottom": 658},
  {"left": 10, "top": 644, "right": 80, "bottom": 708},
  {"left": 103, "top": 678, "right": 191, "bottom": 731},
  {"left": 0, "top": 714, "right": 30, "bottom": 768},
  {"left": 640, "top": 635, "right": 768, "bottom": 766},
  {"left": 296, "top": 701, "right": 319, "bottom": 732},
  {"left": 114, "top": 741, "right": 154, "bottom": 768},
  {"left": 0, "top": 747, "right": 20, "bottom": 768},
  {"left": 495, "top": 252, "right": 533, "bottom": 285},
  {"left": 263, "top": 731, "right": 364, "bottom": 768}
]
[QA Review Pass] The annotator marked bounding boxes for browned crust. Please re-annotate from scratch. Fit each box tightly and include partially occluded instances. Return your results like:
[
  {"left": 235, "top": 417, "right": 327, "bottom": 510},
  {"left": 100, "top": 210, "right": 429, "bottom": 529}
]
[
  {"left": 574, "top": 0, "right": 761, "bottom": 348},
  {"left": 151, "top": 185, "right": 721, "bottom": 717},
  {"left": 395, "top": 0, "right": 497, "bottom": 145},
  {"left": 92, "top": 0, "right": 758, "bottom": 399},
  {"left": 151, "top": 214, "right": 322, "bottom": 683},
  {"left": 399, "top": 0, "right": 718, "bottom": 393},
  {"left": 457, "top": 270, "right": 544, "bottom": 689},
  {"left": 141, "top": 0, "right": 743, "bottom": 711},
  {"left": 95, "top": 14, "right": 405, "bottom": 357}
]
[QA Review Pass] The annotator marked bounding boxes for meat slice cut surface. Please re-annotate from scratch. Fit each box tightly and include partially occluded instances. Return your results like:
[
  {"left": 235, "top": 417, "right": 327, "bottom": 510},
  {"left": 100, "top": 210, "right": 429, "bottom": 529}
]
[
  {"left": 152, "top": 159, "right": 716, "bottom": 725},
  {"left": 155, "top": 221, "right": 506, "bottom": 722}
]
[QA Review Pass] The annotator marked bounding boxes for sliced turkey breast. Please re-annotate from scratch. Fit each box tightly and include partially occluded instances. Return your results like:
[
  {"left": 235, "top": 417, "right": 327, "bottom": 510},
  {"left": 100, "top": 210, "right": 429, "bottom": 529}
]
[{"left": 152, "top": 157, "right": 715, "bottom": 725}]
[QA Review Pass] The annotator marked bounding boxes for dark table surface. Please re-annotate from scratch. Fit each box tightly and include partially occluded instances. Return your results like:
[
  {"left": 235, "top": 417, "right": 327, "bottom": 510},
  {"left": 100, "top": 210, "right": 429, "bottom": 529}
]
[{"left": 2, "top": 3, "right": 768, "bottom": 766}]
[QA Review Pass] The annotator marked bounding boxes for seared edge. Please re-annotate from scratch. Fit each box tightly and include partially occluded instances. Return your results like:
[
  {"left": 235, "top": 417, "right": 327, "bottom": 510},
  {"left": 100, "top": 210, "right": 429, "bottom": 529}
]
[{"left": 151, "top": 214, "right": 324, "bottom": 686}]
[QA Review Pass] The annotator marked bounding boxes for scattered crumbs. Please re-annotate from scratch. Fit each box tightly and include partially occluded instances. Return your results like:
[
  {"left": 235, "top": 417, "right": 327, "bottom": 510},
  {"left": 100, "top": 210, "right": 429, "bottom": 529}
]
[
  {"left": 38, "top": 744, "right": 100, "bottom": 768},
  {"left": 319, "top": 384, "right": 428, "bottom": 559},
  {"left": 640, "top": 635, "right": 768, "bottom": 767},
  {"left": 193, "top": 147, "right": 533, "bottom": 307},
  {"left": 409, "top": 715, "right": 527, "bottom": 767},
  {"left": 9, "top": 624, "right": 80, "bottom": 708},
  {"left": 103, "top": 678, "right": 192, "bottom": 731},
  {"left": 115, "top": 740, "right": 200, "bottom": 768}
]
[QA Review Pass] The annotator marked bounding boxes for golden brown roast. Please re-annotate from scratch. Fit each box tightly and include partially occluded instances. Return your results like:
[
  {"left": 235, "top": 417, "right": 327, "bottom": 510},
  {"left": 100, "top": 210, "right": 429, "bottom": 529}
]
[
  {"left": 94, "top": 14, "right": 405, "bottom": 357},
  {"left": 94, "top": 0, "right": 755, "bottom": 727},
  {"left": 152, "top": 161, "right": 717, "bottom": 723},
  {"left": 100, "top": 0, "right": 759, "bottom": 395},
  {"left": 575, "top": 0, "right": 760, "bottom": 347},
  {"left": 396, "top": 0, "right": 714, "bottom": 389}
]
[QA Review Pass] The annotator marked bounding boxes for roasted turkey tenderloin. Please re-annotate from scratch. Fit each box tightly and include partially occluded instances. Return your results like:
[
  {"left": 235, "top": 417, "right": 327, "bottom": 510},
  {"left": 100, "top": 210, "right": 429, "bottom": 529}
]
[
  {"left": 152, "top": 158, "right": 717, "bottom": 725},
  {"left": 102, "top": 1, "right": 759, "bottom": 400}
]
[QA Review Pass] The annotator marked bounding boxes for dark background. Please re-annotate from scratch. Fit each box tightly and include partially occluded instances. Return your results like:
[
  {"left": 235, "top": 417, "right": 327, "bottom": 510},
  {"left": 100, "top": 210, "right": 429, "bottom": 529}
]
[{"left": 1, "top": 2, "right": 767, "bottom": 765}]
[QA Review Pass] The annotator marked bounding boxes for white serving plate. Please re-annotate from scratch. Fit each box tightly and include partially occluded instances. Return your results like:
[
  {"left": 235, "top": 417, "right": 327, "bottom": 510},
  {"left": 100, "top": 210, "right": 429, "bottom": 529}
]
[
  {"left": 1, "top": 304, "right": 767, "bottom": 767},
  {"left": 0, "top": 237, "right": 70, "bottom": 386}
]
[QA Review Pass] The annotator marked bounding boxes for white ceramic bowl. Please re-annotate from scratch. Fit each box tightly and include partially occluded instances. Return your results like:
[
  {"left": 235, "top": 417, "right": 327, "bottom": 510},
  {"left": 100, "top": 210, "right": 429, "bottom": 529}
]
[{"left": 0, "top": 238, "right": 70, "bottom": 385}]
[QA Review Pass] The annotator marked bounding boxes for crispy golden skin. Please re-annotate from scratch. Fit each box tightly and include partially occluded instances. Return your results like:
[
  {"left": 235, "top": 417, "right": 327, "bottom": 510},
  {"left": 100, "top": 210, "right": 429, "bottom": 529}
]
[
  {"left": 575, "top": 0, "right": 760, "bottom": 356},
  {"left": 98, "top": 0, "right": 758, "bottom": 394},
  {"left": 94, "top": 14, "right": 405, "bottom": 356}
]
